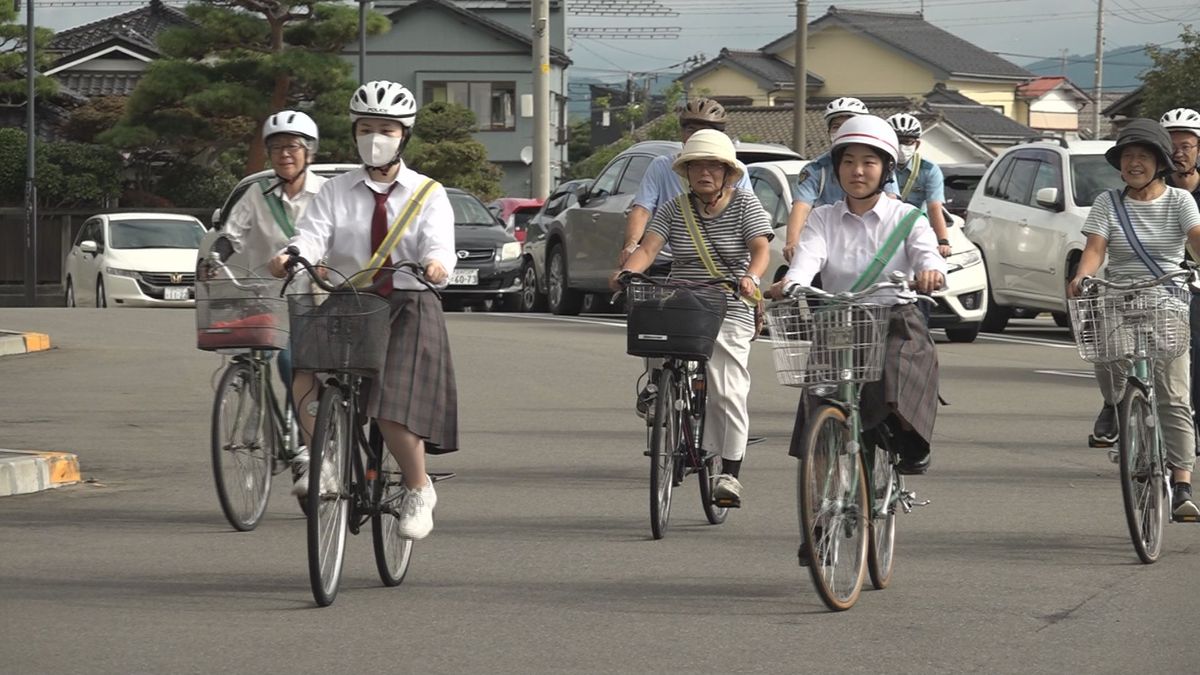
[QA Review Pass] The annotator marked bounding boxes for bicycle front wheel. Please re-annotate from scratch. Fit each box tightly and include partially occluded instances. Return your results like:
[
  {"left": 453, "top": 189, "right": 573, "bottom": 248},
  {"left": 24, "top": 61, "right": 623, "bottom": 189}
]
[
  {"left": 649, "top": 367, "right": 678, "bottom": 540},
  {"left": 1117, "top": 384, "right": 1167, "bottom": 564},
  {"left": 699, "top": 453, "right": 729, "bottom": 525},
  {"left": 798, "top": 404, "right": 868, "bottom": 611},
  {"left": 866, "top": 440, "right": 897, "bottom": 590},
  {"left": 211, "top": 360, "right": 273, "bottom": 532},
  {"left": 307, "top": 385, "right": 352, "bottom": 606},
  {"left": 372, "top": 450, "right": 415, "bottom": 587}
]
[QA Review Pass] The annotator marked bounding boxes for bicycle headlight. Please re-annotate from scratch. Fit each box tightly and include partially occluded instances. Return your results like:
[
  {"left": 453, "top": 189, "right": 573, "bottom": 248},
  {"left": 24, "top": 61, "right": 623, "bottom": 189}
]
[
  {"left": 498, "top": 242, "right": 522, "bottom": 261},
  {"left": 947, "top": 249, "right": 982, "bottom": 270},
  {"left": 105, "top": 267, "right": 140, "bottom": 278}
]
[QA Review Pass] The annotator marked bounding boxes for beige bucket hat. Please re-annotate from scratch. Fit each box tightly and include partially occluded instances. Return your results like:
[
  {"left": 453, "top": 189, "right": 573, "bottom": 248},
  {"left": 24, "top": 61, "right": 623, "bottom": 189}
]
[{"left": 671, "top": 129, "right": 743, "bottom": 184}]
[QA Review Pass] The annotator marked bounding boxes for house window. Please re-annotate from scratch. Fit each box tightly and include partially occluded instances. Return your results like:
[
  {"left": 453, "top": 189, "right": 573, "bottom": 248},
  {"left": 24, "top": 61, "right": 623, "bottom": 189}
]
[{"left": 424, "top": 81, "right": 516, "bottom": 131}]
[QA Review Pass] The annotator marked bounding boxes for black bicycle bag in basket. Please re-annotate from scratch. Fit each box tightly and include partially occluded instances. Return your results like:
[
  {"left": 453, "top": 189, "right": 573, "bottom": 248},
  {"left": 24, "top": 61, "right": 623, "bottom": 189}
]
[{"left": 625, "top": 284, "right": 727, "bottom": 360}]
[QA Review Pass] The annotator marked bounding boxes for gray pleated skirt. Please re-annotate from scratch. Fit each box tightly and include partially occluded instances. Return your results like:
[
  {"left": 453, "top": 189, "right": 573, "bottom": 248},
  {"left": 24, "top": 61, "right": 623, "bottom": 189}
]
[{"left": 367, "top": 290, "right": 459, "bottom": 454}]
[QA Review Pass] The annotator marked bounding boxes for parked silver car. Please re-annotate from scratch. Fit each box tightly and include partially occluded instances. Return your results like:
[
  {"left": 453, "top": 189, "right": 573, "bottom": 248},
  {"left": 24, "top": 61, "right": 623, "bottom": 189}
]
[{"left": 528, "top": 140, "right": 802, "bottom": 315}]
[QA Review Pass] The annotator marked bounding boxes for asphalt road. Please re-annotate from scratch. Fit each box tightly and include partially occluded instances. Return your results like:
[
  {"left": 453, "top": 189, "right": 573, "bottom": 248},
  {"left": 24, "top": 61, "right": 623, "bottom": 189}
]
[{"left": 0, "top": 308, "right": 1188, "bottom": 674}]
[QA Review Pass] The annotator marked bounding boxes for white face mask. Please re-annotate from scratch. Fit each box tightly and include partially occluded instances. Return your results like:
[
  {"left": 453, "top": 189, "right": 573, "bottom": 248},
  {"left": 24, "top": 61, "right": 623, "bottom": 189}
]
[
  {"left": 356, "top": 132, "right": 403, "bottom": 167},
  {"left": 897, "top": 144, "right": 915, "bottom": 165}
]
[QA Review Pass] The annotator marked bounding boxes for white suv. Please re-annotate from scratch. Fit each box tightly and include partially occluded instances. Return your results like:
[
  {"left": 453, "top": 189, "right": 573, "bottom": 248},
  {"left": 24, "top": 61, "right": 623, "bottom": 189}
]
[{"left": 965, "top": 137, "right": 1121, "bottom": 333}]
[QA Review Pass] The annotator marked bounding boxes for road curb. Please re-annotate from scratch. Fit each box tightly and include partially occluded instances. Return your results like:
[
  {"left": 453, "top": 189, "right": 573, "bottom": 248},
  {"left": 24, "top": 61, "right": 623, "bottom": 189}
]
[
  {"left": 0, "top": 330, "right": 52, "bottom": 357},
  {"left": 0, "top": 449, "right": 81, "bottom": 497}
]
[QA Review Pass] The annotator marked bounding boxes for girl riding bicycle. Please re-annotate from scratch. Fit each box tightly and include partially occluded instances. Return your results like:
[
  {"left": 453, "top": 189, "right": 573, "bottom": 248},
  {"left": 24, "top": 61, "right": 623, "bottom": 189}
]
[
  {"left": 1069, "top": 118, "right": 1200, "bottom": 518},
  {"left": 772, "top": 115, "right": 947, "bottom": 476},
  {"left": 268, "top": 80, "right": 458, "bottom": 541},
  {"left": 614, "top": 128, "right": 773, "bottom": 507}
]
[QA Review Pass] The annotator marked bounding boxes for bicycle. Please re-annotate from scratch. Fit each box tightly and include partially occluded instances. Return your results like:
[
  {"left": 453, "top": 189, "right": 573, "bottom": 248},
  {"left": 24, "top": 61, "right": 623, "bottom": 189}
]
[
  {"left": 766, "top": 274, "right": 929, "bottom": 611},
  {"left": 282, "top": 247, "right": 454, "bottom": 607},
  {"left": 619, "top": 272, "right": 738, "bottom": 540},
  {"left": 1070, "top": 270, "right": 1196, "bottom": 564},
  {"left": 196, "top": 258, "right": 305, "bottom": 532}
]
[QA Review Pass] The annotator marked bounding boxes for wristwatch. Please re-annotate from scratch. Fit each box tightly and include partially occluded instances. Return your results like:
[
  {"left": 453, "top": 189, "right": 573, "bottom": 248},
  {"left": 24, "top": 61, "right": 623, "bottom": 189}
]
[
  {"left": 937, "top": 238, "right": 950, "bottom": 246},
  {"left": 744, "top": 273, "right": 761, "bottom": 286}
]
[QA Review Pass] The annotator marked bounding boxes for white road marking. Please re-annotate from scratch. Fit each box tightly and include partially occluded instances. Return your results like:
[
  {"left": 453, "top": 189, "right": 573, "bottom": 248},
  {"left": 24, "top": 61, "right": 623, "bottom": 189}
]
[
  {"left": 480, "top": 313, "right": 626, "bottom": 328},
  {"left": 1034, "top": 369, "right": 1096, "bottom": 379},
  {"left": 974, "top": 333, "right": 1076, "bottom": 349}
]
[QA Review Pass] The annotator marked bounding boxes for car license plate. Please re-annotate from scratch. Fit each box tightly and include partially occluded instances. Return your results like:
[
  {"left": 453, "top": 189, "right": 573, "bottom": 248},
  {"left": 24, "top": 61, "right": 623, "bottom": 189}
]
[
  {"left": 450, "top": 269, "right": 479, "bottom": 286},
  {"left": 165, "top": 286, "right": 189, "bottom": 301}
]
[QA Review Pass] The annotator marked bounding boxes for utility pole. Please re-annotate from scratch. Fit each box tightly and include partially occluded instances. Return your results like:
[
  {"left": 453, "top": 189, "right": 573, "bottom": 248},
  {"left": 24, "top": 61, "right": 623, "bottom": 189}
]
[
  {"left": 792, "top": 0, "right": 807, "bottom": 156},
  {"left": 358, "top": 0, "right": 367, "bottom": 84},
  {"left": 24, "top": 0, "right": 37, "bottom": 306},
  {"left": 1060, "top": 48, "right": 1068, "bottom": 76},
  {"left": 531, "top": 0, "right": 550, "bottom": 200},
  {"left": 1092, "top": 0, "right": 1104, "bottom": 139}
]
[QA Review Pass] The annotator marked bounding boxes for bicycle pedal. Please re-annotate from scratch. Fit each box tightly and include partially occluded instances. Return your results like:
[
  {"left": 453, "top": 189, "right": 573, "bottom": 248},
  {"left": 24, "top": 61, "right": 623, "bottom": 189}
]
[
  {"left": 713, "top": 497, "right": 741, "bottom": 509},
  {"left": 1089, "top": 434, "right": 1116, "bottom": 448},
  {"left": 1175, "top": 514, "right": 1200, "bottom": 523}
]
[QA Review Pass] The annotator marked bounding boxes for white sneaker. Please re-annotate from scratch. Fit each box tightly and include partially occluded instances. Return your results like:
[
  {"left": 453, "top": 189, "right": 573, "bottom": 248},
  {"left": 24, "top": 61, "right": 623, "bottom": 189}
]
[
  {"left": 290, "top": 446, "right": 310, "bottom": 497},
  {"left": 713, "top": 473, "right": 743, "bottom": 507},
  {"left": 397, "top": 477, "right": 438, "bottom": 540}
]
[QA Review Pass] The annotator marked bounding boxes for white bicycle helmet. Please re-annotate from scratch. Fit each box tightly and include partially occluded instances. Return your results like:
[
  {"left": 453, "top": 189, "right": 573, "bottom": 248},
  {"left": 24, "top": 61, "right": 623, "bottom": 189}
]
[
  {"left": 1160, "top": 108, "right": 1200, "bottom": 138},
  {"left": 886, "top": 112, "right": 923, "bottom": 140},
  {"left": 823, "top": 97, "right": 869, "bottom": 122},
  {"left": 261, "top": 110, "right": 319, "bottom": 144},
  {"left": 350, "top": 80, "right": 418, "bottom": 128}
]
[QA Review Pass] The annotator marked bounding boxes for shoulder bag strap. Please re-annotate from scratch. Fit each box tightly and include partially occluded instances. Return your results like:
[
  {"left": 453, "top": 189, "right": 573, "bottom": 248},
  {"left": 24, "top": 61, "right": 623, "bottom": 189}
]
[
  {"left": 677, "top": 193, "right": 761, "bottom": 305},
  {"left": 899, "top": 153, "right": 921, "bottom": 202},
  {"left": 353, "top": 178, "right": 440, "bottom": 288},
  {"left": 1108, "top": 187, "right": 1167, "bottom": 278},
  {"left": 259, "top": 178, "right": 295, "bottom": 238},
  {"left": 849, "top": 207, "right": 922, "bottom": 292}
]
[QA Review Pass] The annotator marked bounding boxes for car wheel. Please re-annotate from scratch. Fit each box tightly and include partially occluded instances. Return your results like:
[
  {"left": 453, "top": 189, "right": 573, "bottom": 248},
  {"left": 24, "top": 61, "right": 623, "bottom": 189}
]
[
  {"left": 65, "top": 278, "right": 75, "bottom": 308},
  {"left": 979, "top": 264, "right": 1009, "bottom": 333},
  {"left": 514, "top": 262, "right": 545, "bottom": 312},
  {"left": 1052, "top": 311, "right": 1070, "bottom": 328},
  {"left": 945, "top": 324, "right": 980, "bottom": 343},
  {"left": 547, "top": 246, "right": 583, "bottom": 316},
  {"left": 96, "top": 277, "right": 107, "bottom": 308}
]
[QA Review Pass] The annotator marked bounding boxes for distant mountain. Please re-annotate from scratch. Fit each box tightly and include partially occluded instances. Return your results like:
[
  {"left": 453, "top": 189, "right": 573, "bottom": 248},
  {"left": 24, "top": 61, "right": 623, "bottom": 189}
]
[{"left": 1021, "top": 45, "right": 1152, "bottom": 92}]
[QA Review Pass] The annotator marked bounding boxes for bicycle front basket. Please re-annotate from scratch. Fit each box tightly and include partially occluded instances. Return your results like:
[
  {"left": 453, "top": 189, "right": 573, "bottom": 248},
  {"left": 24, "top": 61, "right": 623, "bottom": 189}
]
[
  {"left": 625, "top": 283, "right": 727, "bottom": 360},
  {"left": 1069, "top": 284, "right": 1190, "bottom": 363},
  {"left": 765, "top": 297, "right": 890, "bottom": 386},
  {"left": 196, "top": 276, "right": 289, "bottom": 351},
  {"left": 289, "top": 292, "right": 391, "bottom": 376}
]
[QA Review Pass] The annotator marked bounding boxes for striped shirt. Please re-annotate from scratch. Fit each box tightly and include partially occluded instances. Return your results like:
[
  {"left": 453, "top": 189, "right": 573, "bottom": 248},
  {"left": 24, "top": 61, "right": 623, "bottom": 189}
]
[
  {"left": 1081, "top": 187, "right": 1200, "bottom": 282},
  {"left": 647, "top": 190, "right": 774, "bottom": 326}
]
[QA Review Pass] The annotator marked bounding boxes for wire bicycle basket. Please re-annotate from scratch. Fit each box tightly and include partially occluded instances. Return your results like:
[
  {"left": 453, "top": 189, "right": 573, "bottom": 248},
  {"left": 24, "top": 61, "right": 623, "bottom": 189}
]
[
  {"left": 1069, "top": 283, "right": 1190, "bottom": 364},
  {"left": 196, "top": 274, "right": 289, "bottom": 351},
  {"left": 289, "top": 291, "right": 391, "bottom": 375},
  {"left": 765, "top": 297, "right": 890, "bottom": 387}
]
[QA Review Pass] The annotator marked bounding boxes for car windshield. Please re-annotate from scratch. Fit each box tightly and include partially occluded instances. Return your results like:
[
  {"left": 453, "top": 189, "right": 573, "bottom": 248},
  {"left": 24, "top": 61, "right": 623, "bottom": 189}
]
[
  {"left": 109, "top": 220, "right": 204, "bottom": 249},
  {"left": 512, "top": 208, "right": 540, "bottom": 228},
  {"left": 944, "top": 173, "right": 982, "bottom": 212},
  {"left": 1070, "top": 155, "right": 1124, "bottom": 207},
  {"left": 450, "top": 193, "right": 498, "bottom": 226}
]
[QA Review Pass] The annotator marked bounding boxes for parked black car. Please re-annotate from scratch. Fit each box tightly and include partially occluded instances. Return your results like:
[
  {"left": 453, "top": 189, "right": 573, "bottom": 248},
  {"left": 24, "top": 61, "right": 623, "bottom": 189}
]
[
  {"left": 940, "top": 163, "right": 988, "bottom": 218},
  {"left": 443, "top": 188, "right": 523, "bottom": 309}
]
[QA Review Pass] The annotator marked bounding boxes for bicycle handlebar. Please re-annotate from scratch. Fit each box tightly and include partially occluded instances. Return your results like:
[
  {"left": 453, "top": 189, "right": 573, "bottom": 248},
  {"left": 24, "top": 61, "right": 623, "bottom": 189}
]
[
  {"left": 1079, "top": 268, "right": 1194, "bottom": 294},
  {"left": 616, "top": 270, "right": 739, "bottom": 290},
  {"left": 281, "top": 245, "right": 437, "bottom": 296},
  {"left": 778, "top": 270, "right": 933, "bottom": 305}
]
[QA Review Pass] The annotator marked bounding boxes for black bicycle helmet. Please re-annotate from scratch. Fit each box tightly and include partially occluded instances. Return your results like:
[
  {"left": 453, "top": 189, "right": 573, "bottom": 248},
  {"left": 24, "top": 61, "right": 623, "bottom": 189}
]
[{"left": 1105, "top": 118, "right": 1175, "bottom": 177}]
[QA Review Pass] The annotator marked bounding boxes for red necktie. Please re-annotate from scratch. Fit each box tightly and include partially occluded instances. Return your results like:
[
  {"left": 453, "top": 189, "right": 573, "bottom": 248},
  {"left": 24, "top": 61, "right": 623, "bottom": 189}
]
[{"left": 370, "top": 184, "right": 398, "bottom": 296}]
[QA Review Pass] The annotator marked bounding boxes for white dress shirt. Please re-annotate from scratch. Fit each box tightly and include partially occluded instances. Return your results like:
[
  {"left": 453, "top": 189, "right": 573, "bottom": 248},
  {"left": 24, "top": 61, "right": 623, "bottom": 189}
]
[
  {"left": 224, "top": 170, "right": 327, "bottom": 275},
  {"left": 288, "top": 163, "right": 456, "bottom": 290},
  {"left": 785, "top": 196, "right": 948, "bottom": 305}
]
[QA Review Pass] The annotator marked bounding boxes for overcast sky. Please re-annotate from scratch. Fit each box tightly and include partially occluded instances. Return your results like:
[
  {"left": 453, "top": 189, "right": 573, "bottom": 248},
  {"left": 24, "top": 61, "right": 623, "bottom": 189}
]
[{"left": 32, "top": 0, "right": 1197, "bottom": 87}]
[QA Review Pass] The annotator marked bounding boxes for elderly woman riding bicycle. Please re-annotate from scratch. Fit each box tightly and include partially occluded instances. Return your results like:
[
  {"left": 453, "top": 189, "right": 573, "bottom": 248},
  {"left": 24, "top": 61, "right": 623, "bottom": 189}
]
[{"left": 613, "top": 128, "right": 773, "bottom": 508}]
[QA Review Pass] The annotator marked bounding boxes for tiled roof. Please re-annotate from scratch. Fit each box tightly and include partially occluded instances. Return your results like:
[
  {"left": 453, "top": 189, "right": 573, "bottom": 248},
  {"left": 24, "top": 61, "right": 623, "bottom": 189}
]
[
  {"left": 57, "top": 71, "right": 144, "bottom": 97},
  {"left": 764, "top": 6, "right": 1031, "bottom": 80},
  {"left": 388, "top": 0, "right": 570, "bottom": 65},
  {"left": 923, "top": 103, "right": 1034, "bottom": 141},
  {"left": 47, "top": 0, "right": 191, "bottom": 54},
  {"left": 713, "top": 49, "right": 822, "bottom": 89}
]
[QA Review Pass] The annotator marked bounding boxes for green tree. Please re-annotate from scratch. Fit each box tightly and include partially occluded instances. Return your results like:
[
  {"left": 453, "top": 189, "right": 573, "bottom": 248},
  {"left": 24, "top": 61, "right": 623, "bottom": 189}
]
[
  {"left": 62, "top": 96, "right": 127, "bottom": 143},
  {"left": 405, "top": 101, "right": 502, "bottom": 200},
  {"left": 0, "top": 128, "right": 122, "bottom": 208},
  {"left": 567, "top": 118, "right": 591, "bottom": 164},
  {"left": 1141, "top": 26, "right": 1200, "bottom": 119},
  {"left": 570, "top": 82, "right": 684, "bottom": 179},
  {"left": 103, "top": 0, "right": 388, "bottom": 173},
  {"left": 0, "top": 1, "right": 55, "bottom": 106}
]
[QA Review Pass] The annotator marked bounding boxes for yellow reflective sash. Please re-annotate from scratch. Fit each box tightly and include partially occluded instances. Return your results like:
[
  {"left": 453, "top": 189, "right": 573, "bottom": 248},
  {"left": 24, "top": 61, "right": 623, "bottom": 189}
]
[
  {"left": 677, "top": 193, "right": 761, "bottom": 306},
  {"left": 900, "top": 152, "right": 921, "bottom": 202},
  {"left": 354, "top": 178, "right": 439, "bottom": 288}
]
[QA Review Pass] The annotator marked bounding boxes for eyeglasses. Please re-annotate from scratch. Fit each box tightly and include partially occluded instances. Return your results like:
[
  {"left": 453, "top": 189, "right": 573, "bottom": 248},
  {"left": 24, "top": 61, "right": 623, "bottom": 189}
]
[
  {"left": 268, "top": 143, "right": 306, "bottom": 155},
  {"left": 688, "top": 161, "right": 728, "bottom": 175},
  {"left": 1173, "top": 143, "right": 1198, "bottom": 154}
]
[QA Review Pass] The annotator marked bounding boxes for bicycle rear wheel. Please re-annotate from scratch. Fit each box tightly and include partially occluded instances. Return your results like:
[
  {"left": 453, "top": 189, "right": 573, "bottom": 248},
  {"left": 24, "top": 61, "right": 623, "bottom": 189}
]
[
  {"left": 211, "top": 361, "right": 272, "bottom": 532},
  {"left": 1117, "top": 384, "right": 1166, "bottom": 564},
  {"left": 866, "top": 441, "right": 897, "bottom": 590},
  {"left": 649, "top": 367, "right": 678, "bottom": 540},
  {"left": 372, "top": 450, "right": 415, "bottom": 587},
  {"left": 307, "top": 385, "right": 351, "bottom": 606},
  {"left": 798, "top": 404, "right": 868, "bottom": 611}
]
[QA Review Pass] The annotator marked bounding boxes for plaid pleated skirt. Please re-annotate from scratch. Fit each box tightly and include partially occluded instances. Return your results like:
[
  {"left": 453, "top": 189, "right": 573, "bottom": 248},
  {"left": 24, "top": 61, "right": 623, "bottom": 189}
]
[
  {"left": 788, "top": 303, "right": 939, "bottom": 457},
  {"left": 366, "top": 290, "right": 459, "bottom": 454}
]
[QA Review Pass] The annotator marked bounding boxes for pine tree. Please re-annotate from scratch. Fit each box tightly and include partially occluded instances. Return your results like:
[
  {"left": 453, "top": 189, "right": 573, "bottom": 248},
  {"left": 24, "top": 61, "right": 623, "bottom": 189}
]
[
  {"left": 0, "top": 0, "right": 56, "bottom": 105},
  {"left": 405, "top": 102, "right": 503, "bottom": 200}
]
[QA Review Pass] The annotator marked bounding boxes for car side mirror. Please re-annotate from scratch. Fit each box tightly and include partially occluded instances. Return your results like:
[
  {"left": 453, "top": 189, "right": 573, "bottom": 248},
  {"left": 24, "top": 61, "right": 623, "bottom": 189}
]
[
  {"left": 80, "top": 240, "right": 98, "bottom": 254},
  {"left": 1035, "top": 187, "right": 1063, "bottom": 211}
]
